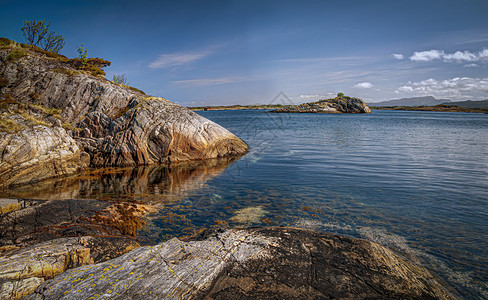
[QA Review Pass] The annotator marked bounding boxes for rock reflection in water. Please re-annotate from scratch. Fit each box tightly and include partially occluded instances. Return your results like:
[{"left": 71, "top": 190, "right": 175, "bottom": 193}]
[{"left": 2, "top": 157, "right": 239, "bottom": 203}]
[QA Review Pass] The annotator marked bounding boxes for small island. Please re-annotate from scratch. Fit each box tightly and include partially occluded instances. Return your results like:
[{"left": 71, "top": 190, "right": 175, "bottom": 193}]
[{"left": 269, "top": 94, "right": 371, "bottom": 114}]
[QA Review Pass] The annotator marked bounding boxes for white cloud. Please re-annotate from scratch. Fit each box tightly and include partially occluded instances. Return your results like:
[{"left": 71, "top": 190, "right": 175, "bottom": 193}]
[
  {"left": 479, "top": 49, "right": 488, "bottom": 60},
  {"left": 409, "top": 48, "right": 488, "bottom": 63},
  {"left": 443, "top": 51, "right": 477, "bottom": 62},
  {"left": 354, "top": 82, "right": 374, "bottom": 88},
  {"left": 391, "top": 53, "right": 404, "bottom": 60},
  {"left": 464, "top": 63, "right": 479, "bottom": 68},
  {"left": 148, "top": 49, "right": 213, "bottom": 69},
  {"left": 410, "top": 50, "right": 445, "bottom": 62},
  {"left": 395, "top": 77, "right": 488, "bottom": 98}
]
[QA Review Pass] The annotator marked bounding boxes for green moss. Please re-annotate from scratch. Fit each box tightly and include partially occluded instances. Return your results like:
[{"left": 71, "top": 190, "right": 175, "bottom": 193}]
[
  {"left": 61, "top": 122, "right": 81, "bottom": 131},
  {"left": 53, "top": 68, "right": 79, "bottom": 77},
  {"left": 20, "top": 112, "right": 50, "bottom": 127},
  {"left": 6, "top": 49, "right": 27, "bottom": 62},
  {"left": 122, "top": 85, "right": 146, "bottom": 95},
  {"left": 0, "top": 118, "right": 24, "bottom": 132},
  {"left": 29, "top": 103, "right": 62, "bottom": 116}
]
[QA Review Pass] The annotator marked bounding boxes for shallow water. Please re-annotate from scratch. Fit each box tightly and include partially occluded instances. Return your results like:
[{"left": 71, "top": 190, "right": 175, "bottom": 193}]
[{"left": 5, "top": 110, "right": 488, "bottom": 298}]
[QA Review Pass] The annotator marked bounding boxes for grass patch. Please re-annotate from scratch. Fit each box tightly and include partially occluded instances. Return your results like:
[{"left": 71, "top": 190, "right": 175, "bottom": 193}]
[
  {"left": 53, "top": 68, "right": 79, "bottom": 77},
  {"left": 20, "top": 112, "right": 50, "bottom": 127},
  {"left": 6, "top": 49, "right": 27, "bottom": 63},
  {"left": 120, "top": 85, "right": 146, "bottom": 95},
  {"left": 19, "top": 43, "right": 67, "bottom": 60},
  {"left": 0, "top": 118, "right": 24, "bottom": 132},
  {"left": 29, "top": 103, "right": 62, "bottom": 116},
  {"left": 61, "top": 122, "right": 82, "bottom": 131}
]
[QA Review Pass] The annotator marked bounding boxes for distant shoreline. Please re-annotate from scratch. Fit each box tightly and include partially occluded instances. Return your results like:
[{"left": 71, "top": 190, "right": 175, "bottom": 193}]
[
  {"left": 189, "top": 104, "right": 488, "bottom": 113},
  {"left": 370, "top": 104, "right": 488, "bottom": 114}
]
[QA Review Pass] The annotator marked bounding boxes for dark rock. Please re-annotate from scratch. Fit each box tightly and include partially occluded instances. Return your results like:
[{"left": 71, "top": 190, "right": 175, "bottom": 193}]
[
  {"left": 270, "top": 97, "right": 371, "bottom": 113},
  {"left": 24, "top": 227, "right": 451, "bottom": 300}
]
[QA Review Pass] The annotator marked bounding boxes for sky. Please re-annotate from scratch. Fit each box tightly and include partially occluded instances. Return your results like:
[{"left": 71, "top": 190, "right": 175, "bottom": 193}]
[{"left": 1, "top": 0, "right": 487, "bottom": 105}]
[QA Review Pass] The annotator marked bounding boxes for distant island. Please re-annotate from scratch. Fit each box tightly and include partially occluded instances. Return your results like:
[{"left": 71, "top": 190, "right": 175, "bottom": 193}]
[
  {"left": 269, "top": 94, "right": 371, "bottom": 113},
  {"left": 190, "top": 94, "right": 371, "bottom": 114}
]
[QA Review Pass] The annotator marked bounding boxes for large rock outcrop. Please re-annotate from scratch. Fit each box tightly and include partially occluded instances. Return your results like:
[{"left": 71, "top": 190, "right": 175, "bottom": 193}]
[
  {"left": 24, "top": 227, "right": 451, "bottom": 300},
  {"left": 0, "top": 39, "right": 248, "bottom": 186},
  {"left": 270, "top": 96, "right": 371, "bottom": 113}
]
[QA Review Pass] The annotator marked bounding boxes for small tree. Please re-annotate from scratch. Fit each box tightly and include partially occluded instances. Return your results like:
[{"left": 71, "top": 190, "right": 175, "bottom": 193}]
[
  {"left": 21, "top": 19, "right": 64, "bottom": 53},
  {"left": 77, "top": 43, "right": 88, "bottom": 65},
  {"left": 112, "top": 74, "right": 128, "bottom": 85},
  {"left": 337, "top": 92, "right": 344, "bottom": 98}
]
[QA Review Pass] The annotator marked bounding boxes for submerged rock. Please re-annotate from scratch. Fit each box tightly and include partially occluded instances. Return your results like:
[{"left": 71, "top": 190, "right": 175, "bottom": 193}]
[
  {"left": 25, "top": 227, "right": 451, "bottom": 299},
  {"left": 270, "top": 96, "right": 371, "bottom": 113},
  {"left": 0, "top": 41, "right": 248, "bottom": 187}
]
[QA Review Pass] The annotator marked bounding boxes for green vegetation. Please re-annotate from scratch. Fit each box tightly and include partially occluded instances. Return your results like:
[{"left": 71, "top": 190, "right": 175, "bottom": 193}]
[
  {"left": 112, "top": 74, "right": 128, "bottom": 85},
  {"left": 337, "top": 92, "right": 344, "bottom": 98},
  {"left": 77, "top": 43, "right": 88, "bottom": 65},
  {"left": 53, "top": 67, "right": 79, "bottom": 77},
  {"left": 21, "top": 20, "right": 64, "bottom": 53},
  {"left": 122, "top": 85, "right": 145, "bottom": 95},
  {"left": 0, "top": 118, "right": 24, "bottom": 132},
  {"left": 29, "top": 103, "right": 62, "bottom": 116},
  {"left": 6, "top": 49, "right": 27, "bottom": 62},
  {"left": 61, "top": 122, "right": 81, "bottom": 131}
]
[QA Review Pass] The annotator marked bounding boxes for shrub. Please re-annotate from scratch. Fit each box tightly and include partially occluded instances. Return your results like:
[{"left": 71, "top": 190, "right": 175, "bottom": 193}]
[
  {"left": 337, "top": 92, "right": 344, "bottom": 98},
  {"left": 77, "top": 43, "right": 88, "bottom": 65},
  {"left": 21, "top": 20, "right": 64, "bottom": 53},
  {"left": 112, "top": 74, "right": 128, "bottom": 85}
]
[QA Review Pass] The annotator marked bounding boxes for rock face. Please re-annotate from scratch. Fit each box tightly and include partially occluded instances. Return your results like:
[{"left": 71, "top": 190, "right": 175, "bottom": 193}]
[
  {"left": 270, "top": 97, "right": 371, "bottom": 113},
  {"left": 0, "top": 40, "right": 248, "bottom": 186},
  {"left": 25, "top": 227, "right": 451, "bottom": 300}
]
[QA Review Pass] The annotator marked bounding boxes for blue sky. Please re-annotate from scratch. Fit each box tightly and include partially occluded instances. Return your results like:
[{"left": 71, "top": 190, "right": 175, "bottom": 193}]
[{"left": 1, "top": 0, "right": 487, "bottom": 105}]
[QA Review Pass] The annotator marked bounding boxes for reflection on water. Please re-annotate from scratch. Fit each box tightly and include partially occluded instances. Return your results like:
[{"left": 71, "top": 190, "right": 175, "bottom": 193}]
[{"left": 4, "top": 157, "right": 240, "bottom": 204}]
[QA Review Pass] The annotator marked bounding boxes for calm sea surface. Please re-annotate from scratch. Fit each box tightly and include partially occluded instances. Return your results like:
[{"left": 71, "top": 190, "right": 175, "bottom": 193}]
[{"left": 6, "top": 110, "right": 488, "bottom": 298}]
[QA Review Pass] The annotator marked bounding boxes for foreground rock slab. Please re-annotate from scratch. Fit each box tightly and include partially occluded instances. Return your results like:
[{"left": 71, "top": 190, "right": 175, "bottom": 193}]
[{"left": 25, "top": 227, "right": 451, "bottom": 299}]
